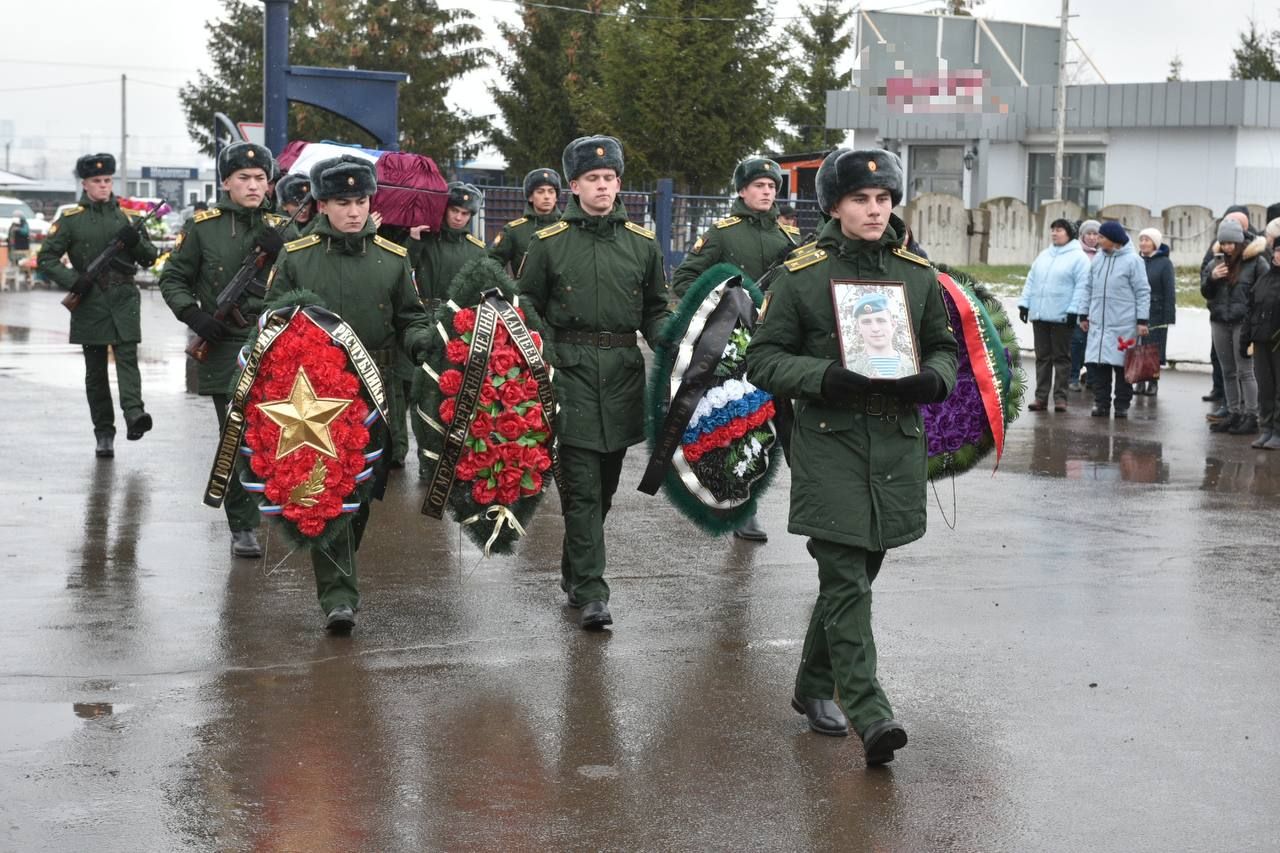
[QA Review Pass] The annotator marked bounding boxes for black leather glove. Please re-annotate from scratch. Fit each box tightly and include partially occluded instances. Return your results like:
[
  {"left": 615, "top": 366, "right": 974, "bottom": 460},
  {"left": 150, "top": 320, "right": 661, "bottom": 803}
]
[
  {"left": 255, "top": 229, "right": 285, "bottom": 261},
  {"left": 821, "top": 363, "right": 872, "bottom": 404},
  {"left": 1018, "top": 306, "right": 1029, "bottom": 323},
  {"left": 879, "top": 368, "right": 948, "bottom": 404},
  {"left": 181, "top": 306, "right": 228, "bottom": 344},
  {"left": 1066, "top": 313, "right": 1078, "bottom": 326},
  {"left": 114, "top": 225, "right": 141, "bottom": 248}
]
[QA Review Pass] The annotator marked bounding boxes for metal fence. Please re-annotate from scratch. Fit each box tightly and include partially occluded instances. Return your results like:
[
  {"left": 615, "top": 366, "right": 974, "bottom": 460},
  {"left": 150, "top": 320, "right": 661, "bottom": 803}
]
[{"left": 474, "top": 180, "right": 825, "bottom": 275}]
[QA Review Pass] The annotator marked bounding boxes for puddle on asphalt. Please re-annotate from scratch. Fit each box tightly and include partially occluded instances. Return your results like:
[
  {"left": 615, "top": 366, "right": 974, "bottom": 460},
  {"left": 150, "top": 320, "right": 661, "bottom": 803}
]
[
  {"left": 0, "top": 701, "right": 131, "bottom": 752},
  {"left": 1030, "top": 432, "right": 1170, "bottom": 484}
]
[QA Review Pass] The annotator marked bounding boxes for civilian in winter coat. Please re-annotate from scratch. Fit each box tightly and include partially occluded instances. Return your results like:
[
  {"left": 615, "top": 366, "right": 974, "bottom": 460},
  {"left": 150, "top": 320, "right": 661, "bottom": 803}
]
[
  {"left": 1070, "top": 219, "right": 1102, "bottom": 390},
  {"left": 7, "top": 214, "right": 30, "bottom": 262},
  {"left": 1019, "top": 218, "right": 1091, "bottom": 411},
  {"left": 1137, "top": 227, "right": 1177, "bottom": 395},
  {"left": 1202, "top": 218, "right": 1269, "bottom": 434},
  {"left": 1202, "top": 208, "right": 1253, "bottom": 407},
  {"left": 1073, "top": 221, "right": 1150, "bottom": 417},
  {"left": 1241, "top": 241, "right": 1280, "bottom": 449}
]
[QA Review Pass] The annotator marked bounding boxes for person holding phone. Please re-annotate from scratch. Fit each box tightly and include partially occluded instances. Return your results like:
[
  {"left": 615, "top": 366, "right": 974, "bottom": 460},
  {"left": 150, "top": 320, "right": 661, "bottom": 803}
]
[{"left": 1201, "top": 218, "right": 1268, "bottom": 435}]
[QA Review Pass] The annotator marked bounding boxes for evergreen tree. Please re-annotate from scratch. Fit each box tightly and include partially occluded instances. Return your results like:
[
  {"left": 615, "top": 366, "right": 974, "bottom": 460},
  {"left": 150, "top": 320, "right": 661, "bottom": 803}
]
[
  {"left": 1230, "top": 18, "right": 1280, "bottom": 81},
  {"left": 180, "top": 0, "right": 492, "bottom": 161},
  {"left": 576, "top": 0, "right": 786, "bottom": 192},
  {"left": 1167, "top": 54, "right": 1183, "bottom": 82},
  {"left": 776, "top": 0, "right": 853, "bottom": 154},
  {"left": 490, "top": 0, "right": 608, "bottom": 176}
]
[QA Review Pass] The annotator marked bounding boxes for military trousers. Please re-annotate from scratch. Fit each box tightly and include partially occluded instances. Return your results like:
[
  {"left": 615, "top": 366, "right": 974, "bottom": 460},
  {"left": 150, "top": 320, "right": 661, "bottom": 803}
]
[
  {"left": 558, "top": 445, "right": 627, "bottom": 605},
  {"left": 387, "top": 378, "right": 410, "bottom": 466},
  {"left": 83, "top": 344, "right": 144, "bottom": 437},
  {"left": 310, "top": 501, "right": 369, "bottom": 613},
  {"left": 212, "top": 394, "right": 262, "bottom": 533},
  {"left": 795, "top": 539, "right": 891, "bottom": 736}
]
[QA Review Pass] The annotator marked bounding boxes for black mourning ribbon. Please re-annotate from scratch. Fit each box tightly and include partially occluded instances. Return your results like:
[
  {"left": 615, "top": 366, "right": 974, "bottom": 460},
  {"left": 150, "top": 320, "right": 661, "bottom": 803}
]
[{"left": 638, "top": 276, "right": 755, "bottom": 495}]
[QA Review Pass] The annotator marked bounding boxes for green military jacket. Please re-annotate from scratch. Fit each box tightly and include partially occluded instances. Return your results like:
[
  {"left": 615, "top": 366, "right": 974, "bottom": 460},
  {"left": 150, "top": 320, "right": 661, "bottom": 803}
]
[
  {"left": 518, "top": 196, "right": 672, "bottom": 452},
  {"left": 268, "top": 216, "right": 433, "bottom": 375},
  {"left": 36, "top": 193, "right": 159, "bottom": 345},
  {"left": 409, "top": 225, "right": 488, "bottom": 305},
  {"left": 159, "top": 200, "right": 287, "bottom": 394},
  {"left": 747, "top": 215, "right": 958, "bottom": 551},
  {"left": 488, "top": 203, "right": 561, "bottom": 276},
  {"left": 671, "top": 197, "right": 799, "bottom": 296}
]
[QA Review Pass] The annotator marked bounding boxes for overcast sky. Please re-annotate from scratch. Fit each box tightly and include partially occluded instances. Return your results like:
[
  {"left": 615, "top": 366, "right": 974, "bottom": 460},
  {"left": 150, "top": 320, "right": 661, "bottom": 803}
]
[{"left": 0, "top": 0, "right": 1269, "bottom": 180}]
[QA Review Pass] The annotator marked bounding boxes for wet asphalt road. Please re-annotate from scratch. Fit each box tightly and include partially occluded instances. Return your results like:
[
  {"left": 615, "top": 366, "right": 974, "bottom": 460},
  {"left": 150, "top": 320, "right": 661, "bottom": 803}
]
[{"left": 1, "top": 288, "right": 1278, "bottom": 852}]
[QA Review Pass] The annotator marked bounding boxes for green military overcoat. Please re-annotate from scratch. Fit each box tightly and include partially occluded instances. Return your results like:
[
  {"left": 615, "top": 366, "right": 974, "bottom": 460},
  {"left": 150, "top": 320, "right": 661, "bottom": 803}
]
[
  {"left": 159, "top": 201, "right": 286, "bottom": 394},
  {"left": 747, "top": 216, "right": 958, "bottom": 551},
  {"left": 267, "top": 217, "right": 433, "bottom": 367},
  {"left": 517, "top": 197, "right": 671, "bottom": 452},
  {"left": 671, "top": 197, "right": 799, "bottom": 296},
  {"left": 36, "top": 193, "right": 159, "bottom": 345},
  {"left": 409, "top": 225, "right": 488, "bottom": 305},
  {"left": 488, "top": 204, "right": 561, "bottom": 276}
]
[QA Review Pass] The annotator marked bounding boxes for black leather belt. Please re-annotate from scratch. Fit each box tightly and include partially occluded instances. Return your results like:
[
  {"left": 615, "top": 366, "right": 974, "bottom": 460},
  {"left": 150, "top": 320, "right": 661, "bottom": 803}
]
[
  {"left": 554, "top": 329, "right": 638, "bottom": 349},
  {"left": 845, "top": 392, "right": 907, "bottom": 417}
]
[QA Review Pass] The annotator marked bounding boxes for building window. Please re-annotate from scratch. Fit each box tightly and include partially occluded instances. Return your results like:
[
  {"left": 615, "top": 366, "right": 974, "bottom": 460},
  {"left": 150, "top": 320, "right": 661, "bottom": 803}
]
[
  {"left": 126, "top": 179, "right": 153, "bottom": 198},
  {"left": 1027, "top": 153, "right": 1105, "bottom": 213},
  {"left": 908, "top": 145, "right": 964, "bottom": 201}
]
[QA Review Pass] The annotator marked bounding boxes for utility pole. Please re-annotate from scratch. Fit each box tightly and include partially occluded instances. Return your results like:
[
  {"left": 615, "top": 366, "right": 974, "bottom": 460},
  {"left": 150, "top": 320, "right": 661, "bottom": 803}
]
[
  {"left": 1052, "top": 0, "right": 1069, "bottom": 201},
  {"left": 120, "top": 74, "right": 128, "bottom": 198}
]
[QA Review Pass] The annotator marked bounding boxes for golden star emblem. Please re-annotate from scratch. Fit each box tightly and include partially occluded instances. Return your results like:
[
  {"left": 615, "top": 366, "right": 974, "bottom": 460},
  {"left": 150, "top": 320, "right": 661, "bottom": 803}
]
[{"left": 257, "top": 367, "right": 353, "bottom": 459}]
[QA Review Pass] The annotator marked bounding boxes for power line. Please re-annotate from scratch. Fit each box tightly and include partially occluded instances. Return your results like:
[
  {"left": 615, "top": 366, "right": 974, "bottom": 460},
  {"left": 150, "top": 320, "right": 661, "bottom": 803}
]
[
  {"left": 0, "top": 58, "right": 193, "bottom": 73},
  {"left": 0, "top": 79, "right": 117, "bottom": 94}
]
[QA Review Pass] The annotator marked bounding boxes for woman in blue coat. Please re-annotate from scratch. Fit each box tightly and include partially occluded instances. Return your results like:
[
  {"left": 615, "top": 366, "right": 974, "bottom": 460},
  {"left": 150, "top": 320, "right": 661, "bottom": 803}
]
[
  {"left": 1018, "top": 218, "right": 1091, "bottom": 411},
  {"left": 1072, "top": 221, "right": 1150, "bottom": 418}
]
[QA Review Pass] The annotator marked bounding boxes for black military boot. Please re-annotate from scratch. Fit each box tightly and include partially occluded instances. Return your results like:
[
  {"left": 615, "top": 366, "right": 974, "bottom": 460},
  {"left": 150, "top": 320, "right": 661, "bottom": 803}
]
[
  {"left": 860, "top": 719, "right": 908, "bottom": 766},
  {"left": 230, "top": 529, "right": 263, "bottom": 558},
  {"left": 325, "top": 604, "right": 355, "bottom": 634},
  {"left": 126, "top": 412, "right": 153, "bottom": 441},
  {"left": 791, "top": 695, "right": 849, "bottom": 737},
  {"left": 733, "top": 514, "right": 768, "bottom": 542},
  {"left": 95, "top": 434, "right": 114, "bottom": 458},
  {"left": 1210, "top": 413, "right": 1240, "bottom": 433}
]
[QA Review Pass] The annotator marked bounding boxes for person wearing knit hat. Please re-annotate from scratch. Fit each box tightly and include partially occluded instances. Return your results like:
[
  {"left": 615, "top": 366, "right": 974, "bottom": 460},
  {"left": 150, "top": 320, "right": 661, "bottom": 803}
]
[
  {"left": 518, "top": 133, "right": 671, "bottom": 631},
  {"left": 1072, "top": 219, "right": 1150, "bottom": 418},
  {"left": 747, "top": 147, "right": 958, "bottom": 762},
  {"left": 1202, "top": 214, "right": 1270, "bottom": 434},
  {"left": 489, "top": 168, "right": 562, "bottom": 277},
  {"left": 1067, "top": 218, "right": 1103, "bottom": 391},
  {"left": 1019, "top": 217, "right": 1091, "bottom": 412},
  {"left": 1136, "top": 227, "right": 1175, "bottom": 395}
]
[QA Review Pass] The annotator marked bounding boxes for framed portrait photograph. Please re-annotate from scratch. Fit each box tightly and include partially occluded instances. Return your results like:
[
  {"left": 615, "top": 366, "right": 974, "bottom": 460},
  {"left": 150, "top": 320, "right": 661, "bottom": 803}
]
[{"left": 830, "top": 279, "right": 921, "bottom": 378}]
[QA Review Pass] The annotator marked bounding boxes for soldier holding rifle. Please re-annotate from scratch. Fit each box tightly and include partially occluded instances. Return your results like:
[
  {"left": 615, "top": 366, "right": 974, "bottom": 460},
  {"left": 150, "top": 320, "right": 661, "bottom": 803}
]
[
  {"left": 160, "top": 142, "right": 287, "bottom": 559},
  {"left": 37, "top": 153, "right": 159, "bottom": 459}
]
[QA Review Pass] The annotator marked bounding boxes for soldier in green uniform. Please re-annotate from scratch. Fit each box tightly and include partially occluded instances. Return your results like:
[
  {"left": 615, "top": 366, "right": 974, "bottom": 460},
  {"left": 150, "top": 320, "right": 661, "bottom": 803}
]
[
  {"left": 518, "top": 136, "right": 672, "bottom": 630},
  {"left": 671, "top": 156, "right": 799, "bottom": 297},
  {"left": 160, "top": 141, "right": 287, "bottom": 559},
  {"left": 400, "top": 181, "right": 487, "bottom": 477},
  {"left": 275, "top": 173, "right": 314, "bottom": 231},
  {"left": 267, "top": 154, "right": 434, "bottom": 632},
  {"left": 37, "top": 153, "right": 159, "bottom": 458},
  {"left": 489, "top": 168, "right": 562, "bottom": 276},
  {"left": 672, "top": 156, "right": 798, "bottom": 542},
  {"left": 747, "top": 149, "right": 958, "bottom": 765}
]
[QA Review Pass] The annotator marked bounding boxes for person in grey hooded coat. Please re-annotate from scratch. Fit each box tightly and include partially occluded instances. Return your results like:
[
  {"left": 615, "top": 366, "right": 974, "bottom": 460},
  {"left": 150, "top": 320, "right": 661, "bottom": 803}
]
[{"left": 1073, "top": 221, "right": 1150, "bottom": 418}]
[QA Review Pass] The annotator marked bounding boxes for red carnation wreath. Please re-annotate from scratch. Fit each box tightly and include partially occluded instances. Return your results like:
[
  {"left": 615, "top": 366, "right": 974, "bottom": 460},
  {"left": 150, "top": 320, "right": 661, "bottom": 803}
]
[{"left": 241, "top": 313, "right": 374, "bottom": 542}]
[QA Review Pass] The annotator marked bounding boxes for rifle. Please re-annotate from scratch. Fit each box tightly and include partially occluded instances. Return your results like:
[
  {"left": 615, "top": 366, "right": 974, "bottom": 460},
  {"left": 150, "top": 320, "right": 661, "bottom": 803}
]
[
  {"left": 61, "top": 198, "right": 167, "bottom": 312},
  {"left": 186, "top": 198, "right": 311, "bottom": 362}
]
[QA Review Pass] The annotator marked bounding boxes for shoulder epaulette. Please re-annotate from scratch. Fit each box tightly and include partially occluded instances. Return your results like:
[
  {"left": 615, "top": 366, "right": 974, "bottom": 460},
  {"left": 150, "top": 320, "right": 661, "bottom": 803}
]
[
  {"left": 893, "top": 247, "right": 932, "bottom": 268},
  {"left": 780, "top": 223, "right": 800, "bottom": 236},
  {"left": 59, "top": 206, "right": 85, "bottom": 219},
  {"left": 263, "top": 212, "right": 285, "bottom": 228},
  {"left": 506, "top": 217, "right": 528, "bottom": 229},
  {"left": 284, "top": 234, "right": 321, "bottom": 253},
  {"left": 373, "top": 234, "right": 408, "bottom": 257},
  {"left": 788, "top": 241, "right": 819, "bottom": 258},
  {"left": 715, "top": 216, "right": 742, "bottom": 229},
  {"left": 536, "top": 221, "right": 570, "bottom": 240},
  {"left": 625, "top": 221, "right": 655, "bottom": 240},
  {"left": 193, "top": 208, "right": 222, "bottom": 224},
  {"left": 466, "top": 233, "right": 486, "bottom": 248},
  {"left": 784, "top": 248, "right": 828, "bottom": 272}
]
